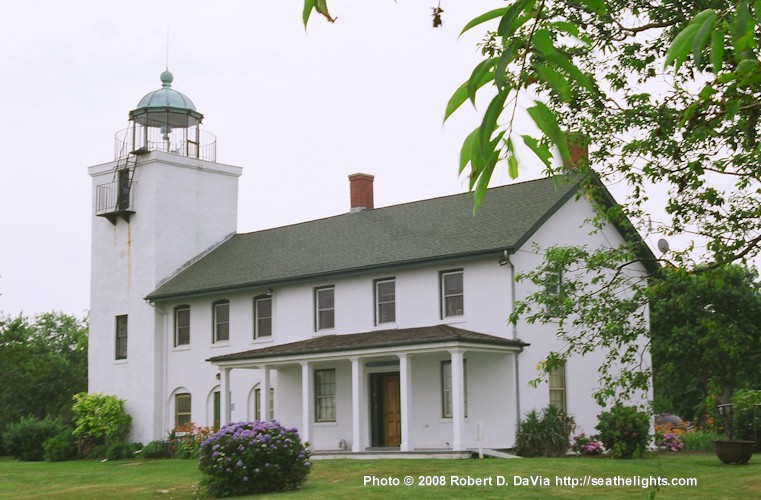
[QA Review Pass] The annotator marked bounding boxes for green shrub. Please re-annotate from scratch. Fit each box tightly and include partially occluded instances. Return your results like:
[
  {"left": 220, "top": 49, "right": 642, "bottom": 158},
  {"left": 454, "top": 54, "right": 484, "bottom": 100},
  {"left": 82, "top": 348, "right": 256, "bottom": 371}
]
[
  {"left": 71, "top": 393, "right": 131, "bottom": 457},
  {"left": 142, "top": 440, "right": 172, "bottom": 459},
  {"left": 596, "top": 404, "right": 650, "bottom": 458},
  {"left": 681, "top": 430, "right": 722, "bottom": 451},
  {"left": 44, "top": 428, "right": 78, "bottom": 462},
  {"left": 515, "top": 405, "right": 574, "bottom": 457},
  {"left": 731, "top": 389, "right": 761, "bottom": 448},
  {"left": 199, "top": 421, "right": 311, "bottom": 497},
  {"left": 104, "top": 441, "right": 142, "bottom": 460},
  {"left": 2, "top": 416, "right": 66, "bottom": 461}
]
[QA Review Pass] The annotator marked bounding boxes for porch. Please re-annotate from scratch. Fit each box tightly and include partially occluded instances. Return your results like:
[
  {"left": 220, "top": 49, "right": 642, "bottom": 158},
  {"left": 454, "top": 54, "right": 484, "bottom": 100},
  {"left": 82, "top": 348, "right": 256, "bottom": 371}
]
[{"left": 208, "top": 325, "right": 526, "bottom": 453}]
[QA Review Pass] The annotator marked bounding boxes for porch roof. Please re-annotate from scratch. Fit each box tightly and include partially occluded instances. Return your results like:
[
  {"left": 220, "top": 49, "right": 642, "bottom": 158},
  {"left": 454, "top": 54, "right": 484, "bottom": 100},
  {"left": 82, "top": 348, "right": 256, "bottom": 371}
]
[{"left": 207, "top": 325, "right": 527, "bottom": 365}]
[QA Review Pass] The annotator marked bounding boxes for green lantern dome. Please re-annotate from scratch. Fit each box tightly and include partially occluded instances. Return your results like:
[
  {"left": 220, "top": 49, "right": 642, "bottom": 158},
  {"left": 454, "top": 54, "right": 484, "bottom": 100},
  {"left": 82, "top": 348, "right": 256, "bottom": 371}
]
[{"left": 129, "top": 70, "right": 204, "bottom": 128}]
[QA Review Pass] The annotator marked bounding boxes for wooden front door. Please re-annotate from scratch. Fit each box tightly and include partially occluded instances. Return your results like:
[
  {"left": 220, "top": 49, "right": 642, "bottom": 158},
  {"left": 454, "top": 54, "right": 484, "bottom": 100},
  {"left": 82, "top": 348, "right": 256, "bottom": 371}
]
[{"left": 381, "top": 373, "right": 401, "bottom": 446}]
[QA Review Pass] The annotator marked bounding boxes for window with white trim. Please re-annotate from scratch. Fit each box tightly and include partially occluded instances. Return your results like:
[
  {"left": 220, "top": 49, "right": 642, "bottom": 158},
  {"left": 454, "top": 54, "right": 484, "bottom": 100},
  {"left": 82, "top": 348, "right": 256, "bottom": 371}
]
[
  {"left": 314, "top": 369, "right": 336, "bottom": 422},
  {"left": 375, "top": 278, "right": 396, "bottom": 324},
  {"left": 213, "top": 300, "right": 230, "bottom": 343},
  {"left": 174, "top": 305, "right": 190, "bottom": 346},
  {"left": 254, "top": 296, "right": 272, "bottom": 338},
  {"left": 549, "top": 365, "right": 567, "bottom": 412},
  {"left": 441, "top": 360, "right": 467, "bottom": 418},
  {"left": 315, "top": 287, "right": 335, "bottom": 331},
  {"left": 254, "top": 387, "right": 275, "bottom": 421},
  {"left": 440, "top": 270, "right": 464, "bottom": 318},
  {"left": 175, "top": 393, "right": 191, "bottom": 428}
]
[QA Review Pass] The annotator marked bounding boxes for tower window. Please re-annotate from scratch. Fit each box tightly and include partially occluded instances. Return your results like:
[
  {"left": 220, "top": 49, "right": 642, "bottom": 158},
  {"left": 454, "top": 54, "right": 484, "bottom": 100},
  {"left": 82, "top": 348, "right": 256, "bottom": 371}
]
[{"left": 115, "top": 315, "right": 128, "bottom": 360}]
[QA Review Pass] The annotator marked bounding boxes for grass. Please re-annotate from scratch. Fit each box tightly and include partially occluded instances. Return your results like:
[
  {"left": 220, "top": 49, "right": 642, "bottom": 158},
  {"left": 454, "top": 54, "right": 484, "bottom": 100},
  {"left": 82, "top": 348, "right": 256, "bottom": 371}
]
[{"left": 0, "top": 453, "right": 760, "bottom": 499}]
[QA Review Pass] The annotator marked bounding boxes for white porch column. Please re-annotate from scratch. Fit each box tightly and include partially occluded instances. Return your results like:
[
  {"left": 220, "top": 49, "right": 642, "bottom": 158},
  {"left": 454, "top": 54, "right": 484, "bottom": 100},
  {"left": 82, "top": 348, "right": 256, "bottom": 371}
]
[
  {"left": 350, "top": 357, "right": 362, "bottom": 452},
  {"left": 261, "top": 365, "right": 271, "bottom": 421},
  {"left": 398, "top": 353, "right": 412, "bottom": 452},
  {"left": 220, "top": 368, "right": 231, "bottom": 426},
  {"left": 450, "top": 349, "right": 465, "bottom": 451},
  {"left": 300, "top": 362, "right": 313, "bottom": 446}
]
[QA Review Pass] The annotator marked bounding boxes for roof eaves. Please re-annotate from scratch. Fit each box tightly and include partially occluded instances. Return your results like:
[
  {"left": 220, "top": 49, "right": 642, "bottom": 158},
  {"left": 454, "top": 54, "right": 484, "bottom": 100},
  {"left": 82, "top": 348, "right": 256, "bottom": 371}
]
[
  {"left": 207, "top": 336, "right": 528, "bottom": 364},
  {"left": 146, "top": 247, "right": 511, "bottom": 302}
]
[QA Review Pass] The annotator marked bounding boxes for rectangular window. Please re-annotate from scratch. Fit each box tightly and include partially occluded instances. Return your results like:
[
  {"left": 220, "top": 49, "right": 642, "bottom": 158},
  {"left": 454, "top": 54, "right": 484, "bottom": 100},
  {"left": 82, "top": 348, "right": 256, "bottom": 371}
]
[
  {"left": 254, "top": 387, "right": 275, "bottom": 421},
  {"left": 175, "top": 393, "right": 192, "bottom": 428},
  {"left": 544, "top": 269, "right": 564, "bottom": 316},
  {"left": 441, "top": 360, "right": 467, "bottom": 418},
  {"left": 375, "top": 278, "right": 396, "bottom": 324},
  {"left": 440, "top": 270, "right": 464, "bottom": 318},
  {"left": 549, "top": 365, "right": 567, "bottom": 412},
  {"left": 254, "top": 296, "right": 272, "bottom": 338},
  {"left": 174, "top": 305, "right": 190, "bottom": 346},
  {"left": 315, "top": 369, "right": 336, "bottom": 422},
  {"left": 115, "top": 315, "right": 128, "bottom": 360},
  {"left": 213, "top": 300, "right": 230, "bottom": 343},
  {"left": 315, "top": 287, "right": 335, "bottom": 331}
]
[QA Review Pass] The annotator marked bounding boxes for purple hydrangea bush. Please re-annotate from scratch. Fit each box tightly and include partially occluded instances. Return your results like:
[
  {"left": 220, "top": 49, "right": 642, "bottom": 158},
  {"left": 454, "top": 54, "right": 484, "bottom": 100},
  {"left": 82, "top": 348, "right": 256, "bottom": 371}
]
[{"left": 198, "top": 421, "right": 311, "bottom": 497}]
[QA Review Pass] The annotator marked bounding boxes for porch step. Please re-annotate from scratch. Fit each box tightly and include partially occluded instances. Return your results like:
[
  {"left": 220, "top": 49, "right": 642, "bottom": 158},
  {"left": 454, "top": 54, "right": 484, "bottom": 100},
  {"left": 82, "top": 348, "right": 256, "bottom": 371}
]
[
  {"left": 311, "top": 449, "right": 472, "bottom": 460},
  {"left": 478, "top": 448, "right": 521, "bottom": 459}
]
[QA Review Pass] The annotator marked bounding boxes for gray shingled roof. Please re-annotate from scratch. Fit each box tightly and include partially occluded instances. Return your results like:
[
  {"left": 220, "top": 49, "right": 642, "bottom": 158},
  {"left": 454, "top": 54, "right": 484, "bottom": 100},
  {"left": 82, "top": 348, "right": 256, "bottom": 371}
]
[
  {"left": 207, "top": 325, "right": 527, "bottom": 363},
  {"left": 147, "top": 177, "right": 579, "bottom": 300}
]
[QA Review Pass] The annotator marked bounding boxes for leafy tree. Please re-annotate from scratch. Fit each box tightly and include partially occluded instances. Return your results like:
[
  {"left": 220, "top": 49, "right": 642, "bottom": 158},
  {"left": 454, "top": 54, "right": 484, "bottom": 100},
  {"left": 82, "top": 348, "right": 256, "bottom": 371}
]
[
  {"left": 651, "top": 265, "right": 761, "bottom": 421},
  {"left": 303, "top": 1, "right": 761, "bottom": 406},
  {"left": 0, "top": 313, "right": 87, "bottom": 453}
]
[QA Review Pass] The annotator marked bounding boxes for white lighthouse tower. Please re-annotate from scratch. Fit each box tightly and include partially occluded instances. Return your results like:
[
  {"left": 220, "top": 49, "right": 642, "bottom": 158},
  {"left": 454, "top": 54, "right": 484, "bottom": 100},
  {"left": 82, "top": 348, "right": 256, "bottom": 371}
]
[{"left": 88, "top": 71, "right": 242, "bottom": 443}]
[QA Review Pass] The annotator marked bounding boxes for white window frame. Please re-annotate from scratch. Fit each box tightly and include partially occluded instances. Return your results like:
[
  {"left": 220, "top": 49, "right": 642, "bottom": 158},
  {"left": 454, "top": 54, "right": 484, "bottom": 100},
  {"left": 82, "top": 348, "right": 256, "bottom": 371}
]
[
  {"left": 213, "top": 300, "right": 230, "bottom": 343},
  {"left": 441, "top": 360, "right": 467, "bottom": 418},
  {"left": 549, "top": 365, "right": 567, "bottom": 412},
  {"left": 254, "top": 386, "right": 275, "bottom": 421},
  {"left": 440, "top": 270, "right": 464, "bottom": 318},
  {"left": 314, "top": 369, "right": 336, "bottom": 422},
  {"left": 174, "top": 305, "right": 190, "bottom": 346},
  {"left": 374, "top": 278, "right": 396, "bottom": 325},
  {"left": 315, "top": 286, "right": 335, "bottom": 331},
  {"left": 254, "top": 296, "right": 272, "bottom": 339},
  {"left": 175, "top": 393, "right": 192, "bottom": 428}
]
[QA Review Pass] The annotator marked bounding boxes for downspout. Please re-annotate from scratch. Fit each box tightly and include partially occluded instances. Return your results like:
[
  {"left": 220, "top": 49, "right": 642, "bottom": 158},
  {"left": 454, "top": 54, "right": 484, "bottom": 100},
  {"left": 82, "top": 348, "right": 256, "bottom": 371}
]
[{"left": 505, "top": 251, "right": 522, "bottom": 428}]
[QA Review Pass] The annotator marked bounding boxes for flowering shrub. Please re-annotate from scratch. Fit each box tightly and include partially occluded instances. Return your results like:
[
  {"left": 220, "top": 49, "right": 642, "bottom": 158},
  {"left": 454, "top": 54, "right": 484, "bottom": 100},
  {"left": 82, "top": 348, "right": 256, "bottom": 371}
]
[
  {"left": 657, "top": 432, "right": 684, "bottom": 452},
  {"left": 172, "top": 422, "right": 215, "bottom": 459},
  {"left": 570, "top": 433, "right": 603, "bottom": 455},
  {"left": 198, "top": 421, "right": 311, "bottom": 497},
  {"left": 596, "top": 404, "right": 650, "bottom": 459}
]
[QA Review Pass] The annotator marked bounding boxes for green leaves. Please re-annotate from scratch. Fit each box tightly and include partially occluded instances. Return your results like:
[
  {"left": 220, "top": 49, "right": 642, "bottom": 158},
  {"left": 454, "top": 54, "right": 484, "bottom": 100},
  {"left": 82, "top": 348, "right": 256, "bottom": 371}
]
[
  {"left": 528, "top": 101, "right": 571, "bottom": 163},
  {"left": 302, "top": 0, "right": 335, "bottom": 27},
  {"left": 665, "top": 10, "right": 717, "bottom": 72}
]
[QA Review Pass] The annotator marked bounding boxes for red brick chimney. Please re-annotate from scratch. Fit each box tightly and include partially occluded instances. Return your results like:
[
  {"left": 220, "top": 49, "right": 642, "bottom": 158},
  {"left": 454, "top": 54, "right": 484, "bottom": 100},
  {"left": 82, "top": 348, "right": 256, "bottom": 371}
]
[
  {"left": 565, "top": 132, "right": 589, "bottom": 169},
  {"left": 349, "top": 173, "right": 374, "bottom": 212}
]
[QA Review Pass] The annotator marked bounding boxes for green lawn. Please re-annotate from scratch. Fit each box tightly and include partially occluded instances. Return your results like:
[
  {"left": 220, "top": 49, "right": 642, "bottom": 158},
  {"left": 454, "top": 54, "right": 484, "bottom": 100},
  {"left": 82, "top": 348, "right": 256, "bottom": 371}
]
[{"left": 0, "top": 453, "right": 759, "bottom": 499}]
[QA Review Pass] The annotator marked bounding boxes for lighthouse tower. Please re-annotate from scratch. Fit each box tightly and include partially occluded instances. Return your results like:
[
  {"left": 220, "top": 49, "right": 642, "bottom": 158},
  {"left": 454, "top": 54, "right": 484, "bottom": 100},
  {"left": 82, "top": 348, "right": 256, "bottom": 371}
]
[{"left": 88, "top": 71, "right": 242, "bottom": 443}]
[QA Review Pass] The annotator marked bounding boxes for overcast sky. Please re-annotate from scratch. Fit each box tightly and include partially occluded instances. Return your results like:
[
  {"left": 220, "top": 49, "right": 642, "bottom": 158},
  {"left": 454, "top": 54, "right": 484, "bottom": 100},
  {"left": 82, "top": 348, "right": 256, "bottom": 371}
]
[{"left": 1, "top": 1, "right": 676, "bottom": 317}]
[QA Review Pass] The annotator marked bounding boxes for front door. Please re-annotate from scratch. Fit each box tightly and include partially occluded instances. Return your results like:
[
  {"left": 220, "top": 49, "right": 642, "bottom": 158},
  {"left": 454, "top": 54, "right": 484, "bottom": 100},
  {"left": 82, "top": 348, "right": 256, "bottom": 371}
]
[
  {"left": 381, "top": 373, "right": 401, "bottom": 446},
  {"left": 370, "top": 372, "right": 401, "bottom": 447}
]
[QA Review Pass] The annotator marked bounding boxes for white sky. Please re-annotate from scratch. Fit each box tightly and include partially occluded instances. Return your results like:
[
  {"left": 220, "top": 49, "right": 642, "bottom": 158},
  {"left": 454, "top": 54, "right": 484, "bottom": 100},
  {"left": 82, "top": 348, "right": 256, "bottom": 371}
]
[{"left": 2, "top": 1, "right": 543, "bottom": 316}]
